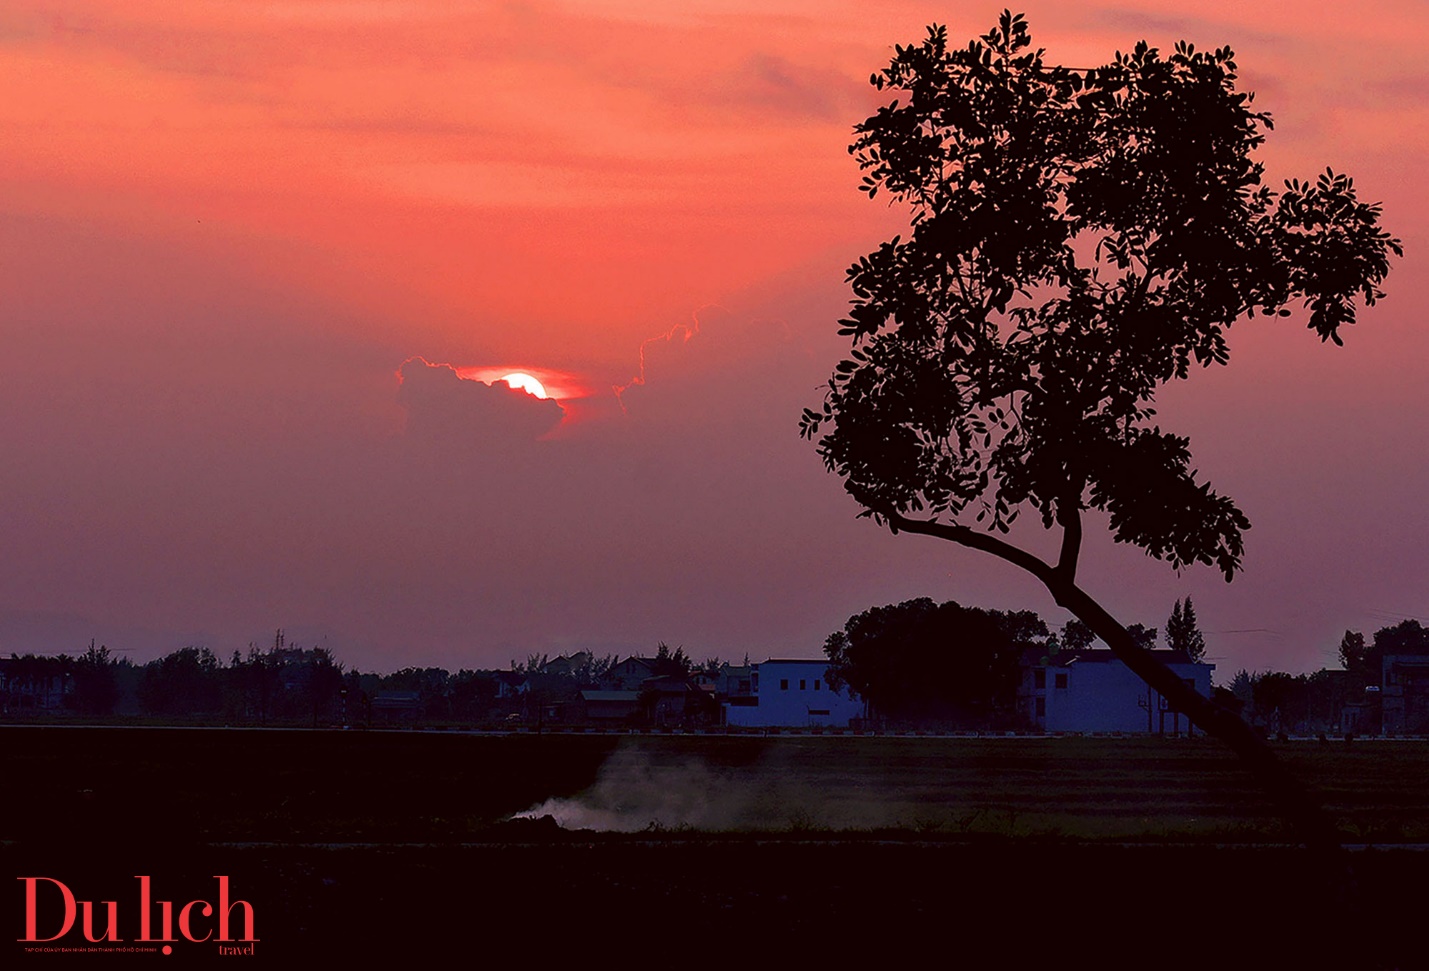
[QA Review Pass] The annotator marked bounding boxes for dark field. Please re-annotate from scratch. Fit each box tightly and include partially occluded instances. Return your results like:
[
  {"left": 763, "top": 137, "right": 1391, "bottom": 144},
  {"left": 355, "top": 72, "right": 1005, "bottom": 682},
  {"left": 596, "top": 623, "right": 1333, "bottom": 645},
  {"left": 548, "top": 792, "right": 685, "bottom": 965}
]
[{"left": 5, "top": 727, "right": 1427, "bottom": 965}]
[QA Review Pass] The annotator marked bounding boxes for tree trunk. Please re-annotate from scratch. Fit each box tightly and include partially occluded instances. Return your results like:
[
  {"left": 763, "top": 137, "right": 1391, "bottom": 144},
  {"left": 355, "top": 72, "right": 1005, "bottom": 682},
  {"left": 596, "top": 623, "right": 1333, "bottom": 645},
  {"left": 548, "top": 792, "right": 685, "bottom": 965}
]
[
  {"left": 1048, "top": 577, "right": 1342, "bottom": 855},
  {"left": 882, "top": 512, "right": 1343, "bottom": 856}
]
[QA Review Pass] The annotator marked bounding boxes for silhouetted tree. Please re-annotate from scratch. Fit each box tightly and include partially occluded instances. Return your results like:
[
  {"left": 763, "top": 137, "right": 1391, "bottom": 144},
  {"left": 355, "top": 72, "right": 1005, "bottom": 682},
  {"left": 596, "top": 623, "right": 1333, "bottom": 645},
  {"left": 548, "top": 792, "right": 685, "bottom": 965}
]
[
  {"left": 1127, "top": 624, "right": 1158, "bottom": 651},
  {"left": 450, "top": 669, "right": 499, "bottom": 722},
  {"left": 139, "top": 646, "right": 222, "bottom": 717},
  {"left": 825, "top": 598, "right": 1047, "bottom": 727},
  {"left": 799, "top": 11, "right": 1398, "bottom": 847},
  {"left": 1061, "top": 619, "right": 1095, "bottom": 652},
  {"left": 1253, "top": 672, "right": 1305, "bottom": 731},
  {"left": 69, "top": 642, "right": 119, "bottom": 716},
  {"left": 1337, "top": 629, "right": 1371, "bottom": 683},
  {"left": 1371, "top": 619, "right": 1429, "bottom": 661},
  {"left": 1228, "top": 669, "right": 1256, "bottom": 711},
  {"left": 234, "top": 643, "right": 283, "bottom": 724},
  {"left": 1165, "top": 598, "right": 1206, "bottom": 662},
  {"left": 651, "top": 642, "right": 693, "bottom": 677},
  {"left": 572, "top": 653, "right": 616, "bottom": 686},
  {"left": 383, "top": 666, "right": 454, "bottom": 720},
  {"left": 302, "top": 647, "right": 344, "bottom": 727}
]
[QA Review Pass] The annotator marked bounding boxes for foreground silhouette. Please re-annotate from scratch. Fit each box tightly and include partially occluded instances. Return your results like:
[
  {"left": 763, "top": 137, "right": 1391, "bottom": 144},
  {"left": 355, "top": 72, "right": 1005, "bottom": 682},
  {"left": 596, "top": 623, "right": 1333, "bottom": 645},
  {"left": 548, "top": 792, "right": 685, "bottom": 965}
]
[{"left": 802, "top": 12, "right": 1400, "bottom": 850}]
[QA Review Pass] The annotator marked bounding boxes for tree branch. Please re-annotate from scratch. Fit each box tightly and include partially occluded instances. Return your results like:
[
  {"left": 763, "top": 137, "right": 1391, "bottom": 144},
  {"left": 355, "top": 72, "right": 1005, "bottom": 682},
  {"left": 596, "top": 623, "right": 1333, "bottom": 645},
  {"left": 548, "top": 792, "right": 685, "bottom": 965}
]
[
  {"left": 1045, "top": 579, "right": 1341, "bottom": 854},
  {"left": 882, "top": 512, "right": 1055, "bottom": 583},
  {"left": 1055, "top": 497, "right": 1081, "bottom": 581},
  {"left": 878, "top": 508, "right": 1340, "bottom": 855}
]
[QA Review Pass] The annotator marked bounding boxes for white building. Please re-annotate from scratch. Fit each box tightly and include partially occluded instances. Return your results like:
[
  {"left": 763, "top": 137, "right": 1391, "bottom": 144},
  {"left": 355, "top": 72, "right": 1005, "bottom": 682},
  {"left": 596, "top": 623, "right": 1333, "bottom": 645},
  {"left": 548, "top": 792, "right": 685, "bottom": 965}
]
[
  {"left": 723, "top": 658, "right": 865, "bottom": 728},
  {"left": 1021, "top": 650, "right": 1213, "bottom": 734}
]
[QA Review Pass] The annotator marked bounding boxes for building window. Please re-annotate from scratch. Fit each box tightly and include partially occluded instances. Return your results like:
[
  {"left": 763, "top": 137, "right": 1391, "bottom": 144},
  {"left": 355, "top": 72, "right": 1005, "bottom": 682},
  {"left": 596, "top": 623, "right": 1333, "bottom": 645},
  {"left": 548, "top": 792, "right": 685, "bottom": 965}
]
[
  {"left": 1034, "top": 669, "right": 1046, "bottom": 689},
  {"left": 814, "top": 680, "right": 821, "bottom": 691},
  {"left": 1054, "top": 673, "right": 1068, "bottom": 690},
  {"left": 809, "top": 709, "right": 830, "bottom": 716},
  {"left": 780, "top": 679, "right": 789, "bottom": 690},
  {"left": 800, "top": 679, "right": 807, "bottom": 690},
  {"left": 1036, "top": 697, "right": 1046, "bottom": 717}
]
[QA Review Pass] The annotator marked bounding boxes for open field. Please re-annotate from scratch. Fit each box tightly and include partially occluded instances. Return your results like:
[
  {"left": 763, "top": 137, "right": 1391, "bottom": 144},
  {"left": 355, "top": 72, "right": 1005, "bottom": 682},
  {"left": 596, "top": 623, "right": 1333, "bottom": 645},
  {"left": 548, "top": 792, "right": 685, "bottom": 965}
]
[
  {"left": 6, "top": 726, "right": 1429, "bottom": 841},
  {"left": 4, "top": 728, "right": 1427, "bottom": 964}
]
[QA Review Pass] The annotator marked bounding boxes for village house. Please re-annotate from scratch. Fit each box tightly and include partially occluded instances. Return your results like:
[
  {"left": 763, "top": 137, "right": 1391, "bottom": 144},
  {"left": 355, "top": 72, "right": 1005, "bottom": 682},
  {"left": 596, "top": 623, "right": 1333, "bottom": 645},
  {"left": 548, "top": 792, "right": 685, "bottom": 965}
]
[
  {"left": 1380, "top": 654, "right": 1429, "bottom": 734},
  {"left": 0, "top": 656, "right": 73, "bottom": 713},
  {"left": 722, "top": 658, "right": 865, "bottom": 728},
  {"left": 1020, "top": 649, "right": 1213, "bottom": 734},
  {"left": 601, "top": 656, "right": 658, "bottom": 691}
]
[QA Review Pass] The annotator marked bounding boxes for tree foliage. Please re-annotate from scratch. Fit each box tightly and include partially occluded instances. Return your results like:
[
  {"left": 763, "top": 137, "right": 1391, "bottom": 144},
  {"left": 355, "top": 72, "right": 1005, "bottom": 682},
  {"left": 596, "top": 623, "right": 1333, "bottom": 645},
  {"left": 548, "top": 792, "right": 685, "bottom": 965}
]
[
  {"left": 799, "top": 10, "right": 1398, "bottom": 848},
  {"left": 824, "top": 598, "right": 1047, "bottom": 727},
  {"left": 1371, "top": 619, "right": 1429, "bottom": 657},
  {"left": 1126, "top": 623, "right": 1158, "bottom": 651},
  {"left": 139, "top": 646, "right": 222, "bottom": 716},
  {"left": 70, "top": 642, "right": 120, "bottom": 716},
  {"left": 800, "top": 11, "right": 1400, "bottom": 580},
  {"left": 1165, "top": 597, "right": 1206, "bottom": 662},
  {"left": 1338, "top": 629, "right": 1368, "bottom": 679},
  {"left": 1061, "top": 618, "right": 1095, "bottom": 651},
  {"left": 651, "top": 642, "right": 694, "bottom": 677}
]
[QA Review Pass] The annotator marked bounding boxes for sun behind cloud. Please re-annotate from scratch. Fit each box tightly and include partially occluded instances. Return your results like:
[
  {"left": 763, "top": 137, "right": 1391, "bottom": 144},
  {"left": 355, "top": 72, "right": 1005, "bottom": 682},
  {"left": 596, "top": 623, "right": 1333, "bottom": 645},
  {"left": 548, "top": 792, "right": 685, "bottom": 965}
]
[
  {"left": 456, "top": 366, "right": 588, "bottom": 402},
  {"left": 500, "top": 372, "right": 547, "bottom": 398}
]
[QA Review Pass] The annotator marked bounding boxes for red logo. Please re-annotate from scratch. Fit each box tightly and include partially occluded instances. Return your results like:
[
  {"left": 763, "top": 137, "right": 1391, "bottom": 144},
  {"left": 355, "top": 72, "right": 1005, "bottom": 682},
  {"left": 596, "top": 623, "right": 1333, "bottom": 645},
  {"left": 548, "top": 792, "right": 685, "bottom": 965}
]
[{"left": 17, "top": 875, "right": 257, "bottom": 947}]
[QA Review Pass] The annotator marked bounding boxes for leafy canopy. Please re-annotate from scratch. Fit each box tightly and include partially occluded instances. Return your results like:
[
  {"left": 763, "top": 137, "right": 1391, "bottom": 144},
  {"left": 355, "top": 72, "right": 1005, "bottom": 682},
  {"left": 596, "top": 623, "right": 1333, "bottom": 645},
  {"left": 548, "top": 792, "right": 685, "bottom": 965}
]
[
  {"left": 801, "top": 11, "right": 1400, "bottom": 580},
  {"left": 1165, "top": 597, "right": 1206, "bottom": 662},
  {"left": 823, "top": 597, "right": 1046, "bottom": 724}
]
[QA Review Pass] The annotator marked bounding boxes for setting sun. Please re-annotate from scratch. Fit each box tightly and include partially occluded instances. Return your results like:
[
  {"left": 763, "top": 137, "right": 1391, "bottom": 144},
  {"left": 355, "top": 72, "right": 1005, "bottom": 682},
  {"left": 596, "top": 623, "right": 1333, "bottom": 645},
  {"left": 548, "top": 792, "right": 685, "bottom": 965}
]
[
  {"left": 455, "top": 366, "right": 587, "bottom": 401},
  {"left": 500, "top": 372, "right": 548, "bottom": 399}
]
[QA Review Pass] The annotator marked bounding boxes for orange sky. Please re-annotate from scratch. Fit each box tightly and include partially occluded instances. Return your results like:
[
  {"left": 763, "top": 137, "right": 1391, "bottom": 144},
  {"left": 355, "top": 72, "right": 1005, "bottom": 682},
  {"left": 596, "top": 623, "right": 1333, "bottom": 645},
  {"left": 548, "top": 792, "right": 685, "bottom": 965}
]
[{"left": 2, "top": 1, "right": 1427, "bottom": 673}]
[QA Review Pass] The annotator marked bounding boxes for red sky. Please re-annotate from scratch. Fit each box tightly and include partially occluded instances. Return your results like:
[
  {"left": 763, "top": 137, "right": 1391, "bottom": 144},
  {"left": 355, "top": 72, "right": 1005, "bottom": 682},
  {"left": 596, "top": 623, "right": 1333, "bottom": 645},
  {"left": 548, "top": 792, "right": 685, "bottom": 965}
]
[{"left": 2, "top": 0, "right": 1426, "bottom": 675}]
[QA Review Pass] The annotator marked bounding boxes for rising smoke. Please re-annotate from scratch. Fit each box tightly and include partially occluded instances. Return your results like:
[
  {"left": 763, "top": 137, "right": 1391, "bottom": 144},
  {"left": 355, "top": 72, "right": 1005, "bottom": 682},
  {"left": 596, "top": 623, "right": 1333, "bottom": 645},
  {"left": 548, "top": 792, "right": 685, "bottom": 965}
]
[{"left": 511, "top": 738, "right": 921, "bottom": 832}]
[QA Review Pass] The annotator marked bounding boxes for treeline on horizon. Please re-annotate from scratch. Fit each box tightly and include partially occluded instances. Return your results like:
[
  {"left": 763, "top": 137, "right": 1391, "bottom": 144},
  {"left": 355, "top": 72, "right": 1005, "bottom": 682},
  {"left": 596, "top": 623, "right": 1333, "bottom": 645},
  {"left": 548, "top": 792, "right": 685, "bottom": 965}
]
[
  {"left": 0, "top": 634, "right": 720, "bottom": 726},
  {"left": 3, "top": 608, "right": 1422, "bottom": 732},
  {"left": 824, "top": 598, "right": 1419, "bottom": 733}
]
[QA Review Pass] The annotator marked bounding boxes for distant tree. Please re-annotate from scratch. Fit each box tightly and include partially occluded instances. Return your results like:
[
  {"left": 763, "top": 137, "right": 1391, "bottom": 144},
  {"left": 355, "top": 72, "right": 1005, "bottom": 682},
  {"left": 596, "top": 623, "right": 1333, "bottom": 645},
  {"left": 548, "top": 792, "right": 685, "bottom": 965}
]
[
  {"left": 450, "top": 669, "right": 499, "bottom": 721},
  {"left": 1338, "top": 630, "right": 1371, "bottom": 686},
  {"left": 651, "top": 642, "right": 693, "bottom": 677},
  {"left": 302, "top": 648, "right": 344, "bottom": 727},
  {"left": 383, "top": 666, "right": 453, "bottom": 720},
  {"left": 1228, "top": 669, "right": 1256, "bottom": 711},
  {"left": 1061, "top": 619, "right": 1095, "bottom": 652},
  {"left": 1127, "top": 624, "right": 1158, "bottom": 651},
  {"left": 1371, "top": 619, "right": 1429, "bottom": 658},
  {"left": 138, "top": 646, "right": 221, "bottom": 717},
  {"left": 824, "top": 598, "right": 1047, "bottom": 727},
  {"left": 69, "top": 642, "right": 119, "bottom": 716},
  {"left": 1165, "top": 598, "right": 1207, "bottom": 662},
  {"left": 1252, "top": 672, "right": 1306, "bottom": 731},
  {"left": 514, "top": 653, "right": 549, "bottom": 675},
  {"left": 571, "top": 653, "right": 616, "bottom": 686},
  {"left": 999, "top": 609, "right": 1051, "bottom": 647},
  {"left": 233, "top": 644, "right": 283, "bottom": 724},
  {"left": 1303, "top": 668, "right": 1349, "bottom": 732},
  {"left": 799, "top": 12, "right": 1397, "bottom": 845}
]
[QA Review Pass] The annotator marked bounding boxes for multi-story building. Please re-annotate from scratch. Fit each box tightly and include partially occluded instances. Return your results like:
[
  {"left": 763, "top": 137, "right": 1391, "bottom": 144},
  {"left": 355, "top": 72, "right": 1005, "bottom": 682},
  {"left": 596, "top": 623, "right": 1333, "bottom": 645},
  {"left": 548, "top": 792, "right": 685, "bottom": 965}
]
[
  {"left": 1020, "top": 649, "right": 1213, "bottom": 734},
  {"left": 722, "top": 658, "right": 865, "bottom": 728}
]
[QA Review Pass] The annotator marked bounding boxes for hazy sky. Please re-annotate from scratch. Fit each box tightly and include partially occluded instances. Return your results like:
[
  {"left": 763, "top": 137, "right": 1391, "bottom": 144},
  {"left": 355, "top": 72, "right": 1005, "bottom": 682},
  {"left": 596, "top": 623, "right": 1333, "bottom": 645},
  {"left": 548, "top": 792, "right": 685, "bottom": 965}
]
[{"left": 3, "top": 0, "right": 1426, "bottom": 675}]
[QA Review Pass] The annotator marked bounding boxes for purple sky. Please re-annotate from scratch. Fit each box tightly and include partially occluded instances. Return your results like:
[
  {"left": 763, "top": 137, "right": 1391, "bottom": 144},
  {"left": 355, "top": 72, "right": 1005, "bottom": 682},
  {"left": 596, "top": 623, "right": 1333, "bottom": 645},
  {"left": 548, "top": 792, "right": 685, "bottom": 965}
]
[{"left": 2, "top": 1, "right": 1426, "bottom": 676}]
